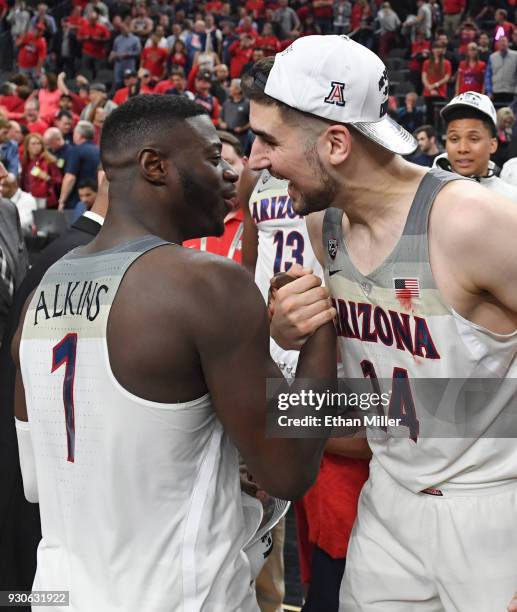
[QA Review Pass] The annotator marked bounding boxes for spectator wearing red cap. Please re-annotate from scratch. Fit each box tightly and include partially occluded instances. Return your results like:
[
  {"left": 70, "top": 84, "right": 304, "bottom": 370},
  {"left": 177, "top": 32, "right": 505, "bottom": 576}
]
[
  {"left": 140, "top": 31, "right": 169, "bottom": 80},
  {"left": 77, "top": 10, "right": 110, "bottom": 80},
  {"left": 16, "top": 24, "right": 47, "bottom": 82}
]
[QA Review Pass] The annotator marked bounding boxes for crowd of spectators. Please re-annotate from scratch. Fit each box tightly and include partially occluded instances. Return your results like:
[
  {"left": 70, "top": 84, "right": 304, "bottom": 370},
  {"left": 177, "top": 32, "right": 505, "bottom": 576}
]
[{"left": 0, "top": 0, "right": 517, "bottom": 219}]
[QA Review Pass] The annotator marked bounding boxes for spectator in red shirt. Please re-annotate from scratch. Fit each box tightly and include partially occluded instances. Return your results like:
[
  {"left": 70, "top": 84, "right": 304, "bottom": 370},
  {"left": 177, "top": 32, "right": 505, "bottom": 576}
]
[
  {"left": 245, "top": 0, "right": 265, "bottom": 21},
  {"left": 442, "top": 0, "right": 466, "bottom": 39},
  {"left": 77, "top": 10, "right": 111, "bottom": 80},
  {"left": 494, "top": 9, "right": 515, "bottom": 46},
  {"left": 113, "top": 69, "right": 139, "bottom": 104},
  {"left": 183, "top": 131, "right": 245, "bottom": 262},
  {"left": 229, "top": 33, "right": 255, "bottom": 78},
  {"left": 350, "top": 0, "right": 371, "bottom": 32},
  {"left": 140, "top": 31, "right": 169, "bottom": 80},
  {"left": 257, "top": 22, "right": 281, "bottom": 55},
  {"left": 312, "top": 0, "right": 333, "bottom": 34},
  {"left": 38, "top": 73, "right": 62, "bottom": 125},
  {"left": 422, "top": 41, "right": 452, "bottom": 125},
  {"left": 20, "top": 132, "right": 61, "bottom": 208},
  {"left": 0, "top": 83, "right": 25, "bottom": 116},
  {"left": 23, "top": 99, "right": 49, "bottom": 135},
  {"left": 456, "top": 42, "right": 486, "bottom": 94},
  {"left": 192, "top": 71, "right": 221, "bottom": 126},
  {"left": 16, "top": 24, "right": 47, "bottom": 82},
  {"left": 236, "top": 15, "right": 259, "bottom": 39},
  {"left": 409, "top": 30, "right": 431, "bottom": 95},
  {"left": 458, "top": 20, "right": 479, "bottom": 56}
]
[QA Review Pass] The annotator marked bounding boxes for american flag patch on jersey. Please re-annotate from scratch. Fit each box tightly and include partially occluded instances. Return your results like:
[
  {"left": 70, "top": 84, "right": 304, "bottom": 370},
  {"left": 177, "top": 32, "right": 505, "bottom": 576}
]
[{"left": 394, "top": 278, "right": 420, "bottom": 298}]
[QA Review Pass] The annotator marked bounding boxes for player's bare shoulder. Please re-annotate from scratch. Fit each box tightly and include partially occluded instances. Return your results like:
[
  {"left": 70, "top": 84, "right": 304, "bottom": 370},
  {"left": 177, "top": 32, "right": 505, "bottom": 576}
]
[{"left": 431, "top": 178, "right": 517, "bottom": 252}]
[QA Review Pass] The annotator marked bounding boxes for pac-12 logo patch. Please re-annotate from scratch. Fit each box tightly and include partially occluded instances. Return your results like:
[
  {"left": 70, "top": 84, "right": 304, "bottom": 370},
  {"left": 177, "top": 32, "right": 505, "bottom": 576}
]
[
  {"left": 328, "top": 238, "right": 338, "bottom": 259},
  {"left": 324, "top": 81, "right": 345, "bottom": 107}
]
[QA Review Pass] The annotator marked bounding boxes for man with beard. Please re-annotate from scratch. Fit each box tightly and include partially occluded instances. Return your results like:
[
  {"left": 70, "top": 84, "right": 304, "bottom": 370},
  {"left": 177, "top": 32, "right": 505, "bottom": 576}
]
[
  {"left": 12, "top": 95, "right": 336, "bottom": 611},
  {"left": 243, "top": 35, "right": 517, "bottom": 611}
]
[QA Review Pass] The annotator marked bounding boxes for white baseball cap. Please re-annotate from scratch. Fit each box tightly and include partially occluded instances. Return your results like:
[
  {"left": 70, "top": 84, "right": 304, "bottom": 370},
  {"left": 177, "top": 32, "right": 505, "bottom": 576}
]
[
  {"left": 263, "top": 35, "right": 417, "bottom": 155},
  {"left": 440, "top": 91, "right": 497, "bottom": 129}
]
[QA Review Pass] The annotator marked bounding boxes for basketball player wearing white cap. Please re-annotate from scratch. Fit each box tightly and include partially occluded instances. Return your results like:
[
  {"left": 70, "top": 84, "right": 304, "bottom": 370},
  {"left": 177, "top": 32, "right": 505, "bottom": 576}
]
[
  {"left": 243, "top": 35, "right": 517, "bottom": 610},
  {"left": 433, "top": 91, "right": 517, "bottom": 202}
]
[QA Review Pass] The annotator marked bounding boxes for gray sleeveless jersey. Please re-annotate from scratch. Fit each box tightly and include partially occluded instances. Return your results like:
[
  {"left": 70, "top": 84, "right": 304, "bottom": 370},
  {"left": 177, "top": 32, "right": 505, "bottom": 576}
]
[
  {"left": 20, "top": 235, "right": 260, "bottom": 611},
  {"left": 322, "top": 169, "right": 517, "bottom": 492}
]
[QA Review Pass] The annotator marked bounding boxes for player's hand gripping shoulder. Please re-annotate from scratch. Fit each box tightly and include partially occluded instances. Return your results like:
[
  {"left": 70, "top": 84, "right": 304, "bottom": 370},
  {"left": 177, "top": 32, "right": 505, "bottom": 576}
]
[
  {"left": 269, "top": 264, "right": 336, "bottom": 350},
  {"left": 508, "top": 590, "right": 517, "bottom": 612}
]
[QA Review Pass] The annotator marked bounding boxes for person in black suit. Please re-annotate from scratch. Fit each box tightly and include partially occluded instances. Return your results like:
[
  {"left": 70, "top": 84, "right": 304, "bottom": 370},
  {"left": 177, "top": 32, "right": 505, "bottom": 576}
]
[{"left": 0, "top": 174, "right": 108, "bottom": 601}]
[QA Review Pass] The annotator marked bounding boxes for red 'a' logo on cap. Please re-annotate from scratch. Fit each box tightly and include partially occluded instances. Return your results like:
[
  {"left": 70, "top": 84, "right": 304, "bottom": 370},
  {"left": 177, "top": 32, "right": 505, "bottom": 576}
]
[{"left": 324, "top": 81, "right": 346, "bottom": 107}]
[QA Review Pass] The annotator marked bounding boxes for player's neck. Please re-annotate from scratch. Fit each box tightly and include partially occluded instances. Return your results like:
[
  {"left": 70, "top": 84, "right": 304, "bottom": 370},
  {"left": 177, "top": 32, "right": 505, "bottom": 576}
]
[{"left": 337, "top": 155, "right": 427, "bottom": 228}]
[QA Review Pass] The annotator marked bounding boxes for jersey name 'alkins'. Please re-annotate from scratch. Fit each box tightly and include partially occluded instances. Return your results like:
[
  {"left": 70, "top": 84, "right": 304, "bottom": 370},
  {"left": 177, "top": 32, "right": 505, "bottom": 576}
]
[
  {"left": 34, "top": 281, "right": 109, "bottom": 325},
  {"left": 332, "top": 298, "right": 440, "bottom": 360}
]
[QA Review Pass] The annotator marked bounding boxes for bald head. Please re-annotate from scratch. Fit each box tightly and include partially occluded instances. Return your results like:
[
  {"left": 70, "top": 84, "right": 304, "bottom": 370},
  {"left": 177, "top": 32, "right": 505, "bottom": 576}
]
[
  {"left": 44, "top": 127, "right": 65, "bottom": 151},
  {"left": 1, "top": 172, "right": 18, "bottom": 199}
]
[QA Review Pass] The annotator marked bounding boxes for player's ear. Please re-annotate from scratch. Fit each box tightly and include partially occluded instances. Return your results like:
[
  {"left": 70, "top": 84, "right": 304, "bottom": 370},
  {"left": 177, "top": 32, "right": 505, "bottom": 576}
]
[
  {"left": 138, "top": 148, "right": 167, "bottom": 185},
  {"left": 323, "top": 124, "right": 352, "bottom": 167},
  {"left": 490, "top": 137, "right": 498, "bottom": 155}
]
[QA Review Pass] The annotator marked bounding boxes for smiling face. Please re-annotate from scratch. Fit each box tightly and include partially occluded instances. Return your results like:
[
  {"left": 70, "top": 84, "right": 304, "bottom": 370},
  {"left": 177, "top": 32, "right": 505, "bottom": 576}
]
[
  {"left": 248, "top": 101, "right": 337, "bottom": 215},
  {"left": 446, "top": 118, "right": 497, "bottom": 177}
]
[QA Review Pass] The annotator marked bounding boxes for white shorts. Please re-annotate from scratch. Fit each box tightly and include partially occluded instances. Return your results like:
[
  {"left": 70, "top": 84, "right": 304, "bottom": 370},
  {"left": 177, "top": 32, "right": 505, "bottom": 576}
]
[{"left": 340, "top": 459, "right": 517, "bottom": 611}]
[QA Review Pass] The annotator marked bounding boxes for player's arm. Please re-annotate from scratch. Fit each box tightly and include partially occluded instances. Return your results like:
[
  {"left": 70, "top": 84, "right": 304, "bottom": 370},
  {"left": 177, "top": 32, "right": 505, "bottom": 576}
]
[
  {"left": 11, "top": 293, "right": 39, "bottom": 503},
  {"left": 432, "top": 182, "right": 517, "bottom": 319},
  {"left": 238, "top": 164, "right": 259, "bottom": 275},
  {"left": 269, "top": 211, "right": 327, "bottom": 349},
  {"left": 194, "top": 260, "right": 337, "bottom": 500}
]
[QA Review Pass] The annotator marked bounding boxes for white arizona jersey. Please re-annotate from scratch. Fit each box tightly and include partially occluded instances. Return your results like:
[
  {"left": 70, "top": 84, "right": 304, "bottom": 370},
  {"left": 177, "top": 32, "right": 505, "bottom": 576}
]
[
  {"left": 250, "top": 170, "right": 323, "bottom": 377},
  {"left": 19, "top": 236, "right": 260, "bottom": 611},
  {"left": 323, "top": 169, "right": 517, "bottom": 493}
]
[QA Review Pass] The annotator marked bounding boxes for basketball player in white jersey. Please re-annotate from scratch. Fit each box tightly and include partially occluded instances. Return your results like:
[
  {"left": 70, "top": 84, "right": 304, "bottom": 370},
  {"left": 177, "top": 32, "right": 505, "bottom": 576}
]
[
  {"left": 11, "top": 95, "right": 337, "bottom": 611},
  {"left": 240, "top": 168, "right": 323, "bottom": 377},
  {"left": 243, "top": 36, "right": 517, "bottom": 611}
]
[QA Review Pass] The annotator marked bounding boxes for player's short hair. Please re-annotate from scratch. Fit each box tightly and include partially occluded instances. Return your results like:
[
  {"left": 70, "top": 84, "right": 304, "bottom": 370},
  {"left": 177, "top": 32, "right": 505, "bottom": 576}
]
[
  {"left": 78, "top": 178, "right": 98, "bottom": 192},
  {"left": 444, "top": 107, "right": 497, "bottom": 137},
  {"left": 100, "top": 94, "right": 208, "bottom": 168},
  {"left": 414, "top": 124, "right": 436, "bottom": 140},
  {"left": 217, "top": 130, "right": 244, "bottom": 157},
  {"left": 242, "top": 57, "right": 297, "bottom": 121}
]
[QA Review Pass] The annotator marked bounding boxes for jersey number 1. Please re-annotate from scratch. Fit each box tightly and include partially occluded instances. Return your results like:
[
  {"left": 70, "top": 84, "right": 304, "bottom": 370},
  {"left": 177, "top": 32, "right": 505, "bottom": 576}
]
[{"left": 51, "top": 333, "right": 78, "bottom": 462}]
